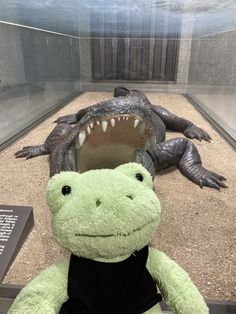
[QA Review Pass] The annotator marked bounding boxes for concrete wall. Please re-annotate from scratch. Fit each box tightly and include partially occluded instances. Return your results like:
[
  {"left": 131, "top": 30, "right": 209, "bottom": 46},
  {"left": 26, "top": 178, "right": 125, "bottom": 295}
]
[
  {"left": 0, "top": 23, "right": 26, "bottom": 90},
  {"left": 78, "top": 4, "right": 92, "bottom": 84},
  {"left": 176, "top": 0, "right": 195, "bottom": 85},
  {"left": 188, "top": 30, "right": 236, "bottom": 84},
  {"left": 20, "top": 29, "right": 80, "bottom": 83},
  {"left": 2, "top": 1, "right": 235, "bottom": 89},
  {"left": 0, "top": 22, "right": 81, "bottom": 91}
]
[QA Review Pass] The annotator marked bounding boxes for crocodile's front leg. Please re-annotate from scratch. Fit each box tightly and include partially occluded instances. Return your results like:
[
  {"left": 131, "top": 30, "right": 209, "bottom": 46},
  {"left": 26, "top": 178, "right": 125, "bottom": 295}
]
[
  {"left": 54, "top": 105, "right": 98, "bottom": 125},
  {"left": 14, "top": 144, "right": 48, "bottom": 159},
  {"left": 54, "top": 113, "right": 78, "bottom": 125},
  {"left": 15, "top": 123, "right": 72, "bottom": 160},
  {"left": 147, "top": 248, "right": 209, "bottom": 314},
  {"left": 151, "top": 105, "right": 211, "bottom": 142},
  {"left": 148, "top": 138, "right": 227, "bottom": 189},
  {"left": 8, "top": 259, "right": 69, "bottom": 314}
]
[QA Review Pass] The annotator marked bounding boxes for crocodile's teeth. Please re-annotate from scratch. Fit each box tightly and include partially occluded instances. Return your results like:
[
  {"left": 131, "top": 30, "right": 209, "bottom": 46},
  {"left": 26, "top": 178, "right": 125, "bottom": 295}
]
[
  {"left": 140, "top": 123, "right": 146, "bottom": 134},
  {"left": 102, "top": 120, "right": 108, "bottom": 132},
  {"left": 134, "top": 119, "right": 139, "bottom": 128},
  {"left": 87, "top": 126, "right": 91, "bottom": 134},
  {"left": 110, "top": 118, "right": 115, "bottom": 127},
  {"left": 118, "top": 117, "right": 121, "bottom": 122},
  {"left": 79, "top": 132, "right": 86, "bottom": 146},
  {"left": 126, "top": 117, "right": 129, "bottom": 120},
  {"left": 96, "top": 120, "right": 100, "bottom": 126},
  {"left": 90, "top": 123, "right": 94, "bottom": 129},
  {"left": 122, "top": 117, "right": 126, "bottom": 120}
]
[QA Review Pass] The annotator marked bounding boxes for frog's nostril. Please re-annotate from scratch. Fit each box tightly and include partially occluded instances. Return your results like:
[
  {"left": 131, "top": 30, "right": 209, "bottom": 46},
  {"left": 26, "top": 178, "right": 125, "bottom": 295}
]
[
  {"left": 96, "top": 199, "right": 102, "bottom": 207},
  {"left": 126, "top": 195, "right": 134, "bottom": 200}
]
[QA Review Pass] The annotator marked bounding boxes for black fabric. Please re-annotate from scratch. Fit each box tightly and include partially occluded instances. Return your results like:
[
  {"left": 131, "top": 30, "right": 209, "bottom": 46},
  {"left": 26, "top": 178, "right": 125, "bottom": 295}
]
[{"left": 60, "top": 246, "right": 162, "bottom": 314}]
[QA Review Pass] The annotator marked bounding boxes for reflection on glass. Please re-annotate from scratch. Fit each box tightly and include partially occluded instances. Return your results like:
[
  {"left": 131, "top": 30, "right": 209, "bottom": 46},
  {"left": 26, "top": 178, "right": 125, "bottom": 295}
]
[
  {"left": 0, "top": 23, "right": 81, "bottom": 147},
  {"left": 1, "top": 0, "right": 236, "bottom": 146}
]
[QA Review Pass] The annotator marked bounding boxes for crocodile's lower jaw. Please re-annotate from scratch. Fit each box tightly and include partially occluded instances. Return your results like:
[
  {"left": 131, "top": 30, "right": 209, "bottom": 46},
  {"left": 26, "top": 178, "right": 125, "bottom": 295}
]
[
  {"left": 75, "top": 115, "right": 154, "bottom": 172},
  {"left": 77, "top": 144, "right": 137, "bottom": 172}
]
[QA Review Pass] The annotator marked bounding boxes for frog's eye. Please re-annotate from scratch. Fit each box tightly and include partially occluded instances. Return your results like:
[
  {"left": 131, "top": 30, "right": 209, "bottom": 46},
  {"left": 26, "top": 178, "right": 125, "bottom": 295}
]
[
  {"left": 62, "top": 185, "right": 72, "bottom": 195},
  {"left": 135, "top": 173, "right": 143, "bottom": 181},
  {"left": 115, "top": 163, "right": 152, "bottom": 188}
]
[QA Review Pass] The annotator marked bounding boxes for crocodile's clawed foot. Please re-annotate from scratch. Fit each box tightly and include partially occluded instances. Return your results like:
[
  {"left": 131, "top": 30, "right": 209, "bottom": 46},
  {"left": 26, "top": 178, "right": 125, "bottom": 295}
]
[
  {"left": 15, "top": 146, "right": 41, "bottom": 159},
  {"left": 190, "top": 166, "right": 227, "bottom": 190},
  {"left": 54, "top": 114, "right": 77, "bottom": 124},
  {"left": 184, "top": 125, "right": 212, "bottom": 142},
  {"left": 15, "top": 146, "right": 36, "bottom": 159}
]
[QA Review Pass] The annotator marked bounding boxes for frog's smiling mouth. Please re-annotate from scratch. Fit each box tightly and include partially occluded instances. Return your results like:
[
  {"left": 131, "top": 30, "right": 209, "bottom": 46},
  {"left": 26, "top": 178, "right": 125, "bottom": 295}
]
[{"left": 74, "top": 220, "right": 154, "bottom": 238}]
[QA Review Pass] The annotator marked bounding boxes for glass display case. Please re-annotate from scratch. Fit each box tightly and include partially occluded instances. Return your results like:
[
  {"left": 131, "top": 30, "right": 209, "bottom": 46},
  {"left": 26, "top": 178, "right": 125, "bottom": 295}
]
[{"left": 0, "top": 1, "right": 235, "bottom": 313}]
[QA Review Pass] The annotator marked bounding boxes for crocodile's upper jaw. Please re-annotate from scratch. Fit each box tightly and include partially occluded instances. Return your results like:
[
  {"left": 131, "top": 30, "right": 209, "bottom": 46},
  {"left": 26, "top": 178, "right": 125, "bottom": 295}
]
[{"left": 75, "top": 114, "right": 155, "bottom": 173}]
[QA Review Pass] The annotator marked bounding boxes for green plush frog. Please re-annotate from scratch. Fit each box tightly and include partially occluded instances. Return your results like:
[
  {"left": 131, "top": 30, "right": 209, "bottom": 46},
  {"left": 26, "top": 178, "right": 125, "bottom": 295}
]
[{"left": 9, "top": 163, "right": 209, "bottom": 314}]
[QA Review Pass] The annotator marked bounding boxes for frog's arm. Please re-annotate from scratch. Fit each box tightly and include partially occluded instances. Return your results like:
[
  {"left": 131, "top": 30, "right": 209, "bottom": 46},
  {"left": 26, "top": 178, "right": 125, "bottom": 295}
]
[
  {"left": 147, "top": 248, "right": 209, "bottom": 314},
  {"left": 8, "top": 258, "right": 69, "bottom": 314}
]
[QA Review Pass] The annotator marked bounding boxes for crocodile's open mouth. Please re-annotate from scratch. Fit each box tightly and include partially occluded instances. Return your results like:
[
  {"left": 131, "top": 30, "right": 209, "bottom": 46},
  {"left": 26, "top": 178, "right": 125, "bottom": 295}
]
[{"left": 75, "top": 114, "right": 154, "bottom": 172}]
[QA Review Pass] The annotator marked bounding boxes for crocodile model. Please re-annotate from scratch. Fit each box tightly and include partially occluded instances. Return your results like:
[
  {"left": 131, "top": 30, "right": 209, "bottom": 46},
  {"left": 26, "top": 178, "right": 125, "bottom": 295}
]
[{"left": 15, "top": 87, "right": 227, "bottom": 190}]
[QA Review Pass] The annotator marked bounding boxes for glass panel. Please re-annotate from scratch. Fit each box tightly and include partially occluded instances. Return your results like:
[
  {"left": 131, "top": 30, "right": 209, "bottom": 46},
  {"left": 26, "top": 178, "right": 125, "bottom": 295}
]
[
  {"left": 0, "top": 22, "right": 81, "bottom": 147},
  {"left": 187, "top": 31, "right": 236, "bottom": 142}
]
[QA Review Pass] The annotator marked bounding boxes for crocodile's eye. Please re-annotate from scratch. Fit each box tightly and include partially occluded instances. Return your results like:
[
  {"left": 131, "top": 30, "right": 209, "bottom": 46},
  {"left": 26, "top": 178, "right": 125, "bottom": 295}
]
[
  {"left": 135, "top": 173, "right": 143, "bottom": 181},
  {"left": 62, "top": 185, "right": 71, "bottom": 195}
]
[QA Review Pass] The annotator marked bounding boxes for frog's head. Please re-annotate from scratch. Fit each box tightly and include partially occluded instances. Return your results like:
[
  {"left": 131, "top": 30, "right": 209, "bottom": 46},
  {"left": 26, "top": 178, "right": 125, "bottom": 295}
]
[{"left": 46, "top": 163, "right": 161, "bottom": 259}]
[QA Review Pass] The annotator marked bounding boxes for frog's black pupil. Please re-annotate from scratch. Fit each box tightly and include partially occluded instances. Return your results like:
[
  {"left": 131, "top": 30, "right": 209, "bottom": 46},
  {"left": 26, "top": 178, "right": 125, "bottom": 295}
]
[
  {"left": 136, "top": 173, "right": 143, "bottom": 181},
  {"left": 62, "top": 186, "right": 71, "bottom": 195}
]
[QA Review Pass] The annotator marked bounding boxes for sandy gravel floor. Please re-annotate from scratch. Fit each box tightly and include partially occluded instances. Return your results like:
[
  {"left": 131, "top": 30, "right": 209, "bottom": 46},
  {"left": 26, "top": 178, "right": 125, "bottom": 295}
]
[{"left": 1, "top": 92, "right": 235, "bottom": 301}]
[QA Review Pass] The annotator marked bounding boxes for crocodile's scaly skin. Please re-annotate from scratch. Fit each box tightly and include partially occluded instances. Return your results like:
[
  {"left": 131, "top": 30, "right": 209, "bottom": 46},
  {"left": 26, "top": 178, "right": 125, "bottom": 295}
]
[
  {"left": 15, "top": 87, "right": 227, "bottom": 189},
  {"left": 151, "top": 105, "right": 211, "bottom": 141},
  {"left": 148, "top": 138, "right": 226, "bottom": 189}
]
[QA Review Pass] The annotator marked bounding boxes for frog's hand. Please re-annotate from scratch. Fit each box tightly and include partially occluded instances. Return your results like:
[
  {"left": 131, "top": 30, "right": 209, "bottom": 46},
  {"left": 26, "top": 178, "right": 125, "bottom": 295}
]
[
  {"left": 147, "top": 248, "right": 209, "bottom": 314},
  {"left": 8, "top": 259, "right": 69, "bottom": 314}
]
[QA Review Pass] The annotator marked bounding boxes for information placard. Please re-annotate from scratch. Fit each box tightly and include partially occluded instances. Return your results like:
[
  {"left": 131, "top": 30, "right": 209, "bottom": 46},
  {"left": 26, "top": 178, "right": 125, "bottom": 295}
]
[{"left": 0, "top": 205, "right": 34, "bottom": 281}]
